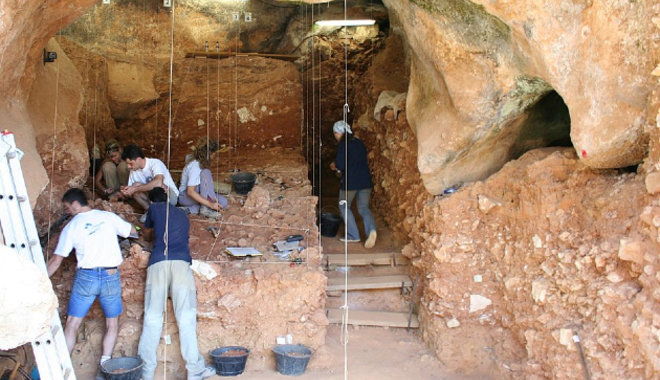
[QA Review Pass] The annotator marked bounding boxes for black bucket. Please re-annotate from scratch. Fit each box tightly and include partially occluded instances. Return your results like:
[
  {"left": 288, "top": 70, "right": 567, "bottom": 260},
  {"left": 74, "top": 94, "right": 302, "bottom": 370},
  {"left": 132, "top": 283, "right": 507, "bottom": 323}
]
[
  {"left": 319, "top": 213, "right": 341, "bottom": 237},
  {"left": 100, "top": 356, "right": 144, "bottom": 380},
  {"left": 209, "top": 346, "right": 250, "bottom": 376},
  {"left": 231, "top": 172, "right": 256, "bottom": 195},
  {"left": 272, "top": 344, "right": 312, "bottom": 376}
]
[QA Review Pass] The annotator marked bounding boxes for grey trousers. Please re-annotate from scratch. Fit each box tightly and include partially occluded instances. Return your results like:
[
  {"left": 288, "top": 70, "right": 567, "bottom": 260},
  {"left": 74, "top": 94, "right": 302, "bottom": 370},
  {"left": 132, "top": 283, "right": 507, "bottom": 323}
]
[{"left": 137, "top": 260, "right": 205, "bottom": 379}]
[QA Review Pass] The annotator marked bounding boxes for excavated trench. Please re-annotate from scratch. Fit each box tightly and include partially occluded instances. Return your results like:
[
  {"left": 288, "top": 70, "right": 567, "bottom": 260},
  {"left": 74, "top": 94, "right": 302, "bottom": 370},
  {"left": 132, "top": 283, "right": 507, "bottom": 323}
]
[{"left": 0, "top": 0, "right": 658, "bottom": 379}]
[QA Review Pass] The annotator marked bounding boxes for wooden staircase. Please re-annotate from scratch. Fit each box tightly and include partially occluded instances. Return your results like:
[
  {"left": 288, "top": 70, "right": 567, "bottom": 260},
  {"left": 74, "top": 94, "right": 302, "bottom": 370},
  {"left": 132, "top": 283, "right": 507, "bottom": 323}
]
[{"left": 325, "top": 251, "right": 418, "bottom": 329}]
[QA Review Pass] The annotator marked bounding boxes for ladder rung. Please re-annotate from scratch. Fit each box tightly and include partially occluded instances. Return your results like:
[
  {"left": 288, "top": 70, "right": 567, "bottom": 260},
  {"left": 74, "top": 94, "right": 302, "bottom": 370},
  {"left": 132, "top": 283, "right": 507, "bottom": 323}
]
[{"left": 17, "top": 195, "right": 26, "bottom": 202}]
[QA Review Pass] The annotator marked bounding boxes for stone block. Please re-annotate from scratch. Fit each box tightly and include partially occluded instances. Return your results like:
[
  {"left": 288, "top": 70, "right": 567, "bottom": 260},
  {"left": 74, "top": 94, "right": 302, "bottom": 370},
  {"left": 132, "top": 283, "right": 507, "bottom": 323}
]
[
  {"left": 618, "top": 239, "right": 644, "bottom": 265},
  {"left": 645, "top": 172, "right": 660, "bottom": 194},
  {"left": 469, "top": 294, "right": 492, "bottom": 313}
]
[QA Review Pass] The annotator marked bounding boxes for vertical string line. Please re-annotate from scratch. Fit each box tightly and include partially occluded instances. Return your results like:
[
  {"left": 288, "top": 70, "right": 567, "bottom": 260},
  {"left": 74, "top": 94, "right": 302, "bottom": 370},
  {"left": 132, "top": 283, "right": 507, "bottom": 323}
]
[
  {"left": 309, "top": 4, "right": 314, "bottom": 179},
  {"left": 206, "top": 41, "right": 210, "bottom": 159},
  {"left": 317, "top": 32, "right": 323, "bottom": 270},
  {"left": 301, "top": 3, "right": 306, "bottom": 156},
  {"left": 91, "top": 69, "right": 98, "bottom": 203},
  {"left": 216, "top": 41, "right": 221, "bottom": 182},
  {"left": 164, "top": 0, "right": 177, "bottom": 377},
  {"left": 233, "top": 12, "right": 240, "bottom": 167},
  {"left": 45, "top": 37, "right": 62, "bottom": 260},
  {"left": 341, "top": 3, "right": 350, "bottom": 380}
]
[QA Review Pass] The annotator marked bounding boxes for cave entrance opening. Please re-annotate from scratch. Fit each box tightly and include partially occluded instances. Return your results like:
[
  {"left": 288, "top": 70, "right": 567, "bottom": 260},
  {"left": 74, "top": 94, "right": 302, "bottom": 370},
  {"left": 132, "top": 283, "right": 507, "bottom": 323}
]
[{"left": 508, "top": 89, "right": 573, "bottom": 160}]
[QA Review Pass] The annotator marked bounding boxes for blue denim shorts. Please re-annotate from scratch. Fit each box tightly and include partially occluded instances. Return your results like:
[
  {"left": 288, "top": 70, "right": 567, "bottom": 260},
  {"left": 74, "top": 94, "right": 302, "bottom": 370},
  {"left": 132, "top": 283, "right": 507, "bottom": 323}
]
[{"left": 67, "top": 268, "right": 123, "bottom": 318}]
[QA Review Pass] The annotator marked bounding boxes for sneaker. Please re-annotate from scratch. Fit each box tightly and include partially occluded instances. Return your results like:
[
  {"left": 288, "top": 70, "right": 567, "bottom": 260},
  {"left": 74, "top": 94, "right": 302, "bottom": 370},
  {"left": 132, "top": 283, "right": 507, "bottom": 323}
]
[
  {"left": 364, "top": 230, "right": 377, "bottom": 249},
  {"left": 200, "top": 205, "right": 222, "bottom": 220},
  {"left": 188, "top": 366, "right": 216, "bottom": 380},
  {"left": 339, "top": 237, "right": 360, "bottom": 243}
]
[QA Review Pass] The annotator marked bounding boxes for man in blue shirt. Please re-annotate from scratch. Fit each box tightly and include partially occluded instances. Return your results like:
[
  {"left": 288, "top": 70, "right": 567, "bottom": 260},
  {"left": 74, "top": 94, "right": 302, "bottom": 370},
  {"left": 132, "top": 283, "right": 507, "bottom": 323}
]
[{"left": 137, "top": 187, "right": 215, "bottom": 380}]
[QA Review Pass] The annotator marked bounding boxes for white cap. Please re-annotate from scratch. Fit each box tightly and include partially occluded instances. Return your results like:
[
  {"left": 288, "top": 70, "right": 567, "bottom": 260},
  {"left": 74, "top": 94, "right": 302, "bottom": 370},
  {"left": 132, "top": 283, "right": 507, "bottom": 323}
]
[{"left": 333, "top": 120, "right": 352, "bottom": 135}]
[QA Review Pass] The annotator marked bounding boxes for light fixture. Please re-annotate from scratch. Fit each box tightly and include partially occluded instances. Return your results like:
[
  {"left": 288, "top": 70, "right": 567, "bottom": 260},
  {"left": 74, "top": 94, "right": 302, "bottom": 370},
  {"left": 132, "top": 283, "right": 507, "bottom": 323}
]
[{"left": 315, "top": 19, "right": 376, "bottom": 27}]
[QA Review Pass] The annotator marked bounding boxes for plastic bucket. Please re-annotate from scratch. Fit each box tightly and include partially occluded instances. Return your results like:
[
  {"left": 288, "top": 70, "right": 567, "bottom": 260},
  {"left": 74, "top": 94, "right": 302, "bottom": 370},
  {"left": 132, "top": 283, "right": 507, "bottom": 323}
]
[
  {"left": 209, "top": 346, "right": 250, "bottom": 376},
  {"left": 319, "top": 213, "right": 341, "bottom": 237},
  {"left": 231, "top": 172, "right": 256, "bottom": 195},
  {"left": 100, "top": 356, "right": 144, "bottom": 380},
  {"left": 272, "top": 344, "right": 312, "bottom": 376}
]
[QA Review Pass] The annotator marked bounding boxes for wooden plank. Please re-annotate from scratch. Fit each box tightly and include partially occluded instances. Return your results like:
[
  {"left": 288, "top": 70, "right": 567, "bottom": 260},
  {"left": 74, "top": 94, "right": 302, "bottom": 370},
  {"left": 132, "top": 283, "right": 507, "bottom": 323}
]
[
  {"left": 326, "top": 309, "right": 419, "bottom": 328},
  {"left": 325, "top": 252, "right": 409, "bottom": 267},
  {"left": 326, "top": 275, "right": 412, "bottom": 292}
]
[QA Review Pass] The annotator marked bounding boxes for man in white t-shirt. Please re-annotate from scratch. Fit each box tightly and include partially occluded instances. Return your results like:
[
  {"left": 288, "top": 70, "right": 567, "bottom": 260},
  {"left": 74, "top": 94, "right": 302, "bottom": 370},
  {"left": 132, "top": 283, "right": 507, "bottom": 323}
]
[
  {"left": 120, "top": 144, "right": 179, "bottom": 211},
  {"left": 46, "top": 188, "right": 136, "bottom": 373}
]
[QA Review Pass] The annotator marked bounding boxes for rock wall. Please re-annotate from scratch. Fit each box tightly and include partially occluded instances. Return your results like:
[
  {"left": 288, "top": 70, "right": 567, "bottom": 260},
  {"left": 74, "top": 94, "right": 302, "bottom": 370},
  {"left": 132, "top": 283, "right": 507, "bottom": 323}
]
[
  {"left": 0, "top": 245, "right": 58, "bottom": 351},
  {"left": 57, "top": 37, "right": 117, "bottom": 159},
  {"left": 61, "top": 2, "right": 304, "bottom": 167},
  {"left": 27, "top": 38, "right": 90, "bottom": 233},
  {"left": 362, "top": 97, "right": 659, "bottom": 377},
  {"left": 382, "top": 0, "right": 657, "bottom": 195},
  {"left": 351, "top": 8, "right": 660, "bottom": 378},
  {"left": 0, "top": 0, "right": 95, "bottom": 209}
]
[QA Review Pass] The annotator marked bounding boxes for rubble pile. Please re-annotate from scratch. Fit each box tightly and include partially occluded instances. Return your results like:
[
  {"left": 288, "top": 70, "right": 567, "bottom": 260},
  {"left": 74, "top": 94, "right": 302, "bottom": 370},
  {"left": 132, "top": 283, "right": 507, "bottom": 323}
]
[
  {"left": 403, "top": 148, "right": 658, "bottom": 379},
  {"left": 360, "top": 106, "right": 432, "bottom": 243}
]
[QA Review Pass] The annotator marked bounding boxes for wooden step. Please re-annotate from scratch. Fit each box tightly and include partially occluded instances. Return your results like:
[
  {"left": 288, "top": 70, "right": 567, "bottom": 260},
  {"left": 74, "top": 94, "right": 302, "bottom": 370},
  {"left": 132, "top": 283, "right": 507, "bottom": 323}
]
[
  {"left": 325, "top": 252, "right": 409, "bottom": 267},
  {"left": 326, "top": 308, "right": 419, "bottom": 328},
  {"left": 326, "top": 275, "right": 412, "bottom": 292}
]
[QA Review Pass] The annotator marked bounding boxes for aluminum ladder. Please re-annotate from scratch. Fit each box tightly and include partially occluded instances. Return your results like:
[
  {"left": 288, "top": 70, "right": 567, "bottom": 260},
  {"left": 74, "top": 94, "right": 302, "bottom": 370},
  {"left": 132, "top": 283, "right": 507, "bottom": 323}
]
[{"left": 0, "top": 130, "right": 76, "bottom": 380}]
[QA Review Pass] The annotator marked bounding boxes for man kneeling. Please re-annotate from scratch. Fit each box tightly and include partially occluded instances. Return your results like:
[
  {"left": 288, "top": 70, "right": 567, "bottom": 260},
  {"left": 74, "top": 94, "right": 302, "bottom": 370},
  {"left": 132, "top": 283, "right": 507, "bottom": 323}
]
[{"left": 137, "top": 187, "right": 215, "bottom": 380}]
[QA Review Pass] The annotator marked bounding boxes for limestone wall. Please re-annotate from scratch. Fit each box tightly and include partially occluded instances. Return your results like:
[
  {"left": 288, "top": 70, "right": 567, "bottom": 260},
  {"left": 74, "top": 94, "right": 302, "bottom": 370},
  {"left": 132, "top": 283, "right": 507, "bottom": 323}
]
[
  {"left": 382, "top": 0, "right": 658, "bottom": 195},
  {"left": 27, "top": 38, "right": 90, "bottom": 233},
  {"left": 352, "top": 8, "right": 660, "bottom": 376}
]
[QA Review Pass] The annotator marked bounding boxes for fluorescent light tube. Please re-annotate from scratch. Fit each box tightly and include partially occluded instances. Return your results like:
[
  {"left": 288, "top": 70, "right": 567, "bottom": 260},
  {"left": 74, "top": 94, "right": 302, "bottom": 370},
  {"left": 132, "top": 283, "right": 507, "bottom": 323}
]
[{"left": 315, "top": 19, "right": 376, "bottom": 27}]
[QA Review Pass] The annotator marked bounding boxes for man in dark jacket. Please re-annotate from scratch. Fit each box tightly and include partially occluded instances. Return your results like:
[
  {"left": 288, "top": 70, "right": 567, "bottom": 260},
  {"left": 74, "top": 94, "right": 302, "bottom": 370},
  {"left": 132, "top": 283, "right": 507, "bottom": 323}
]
[{"left": 330, "top": 120, "right": 378, "bottom": 248}]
